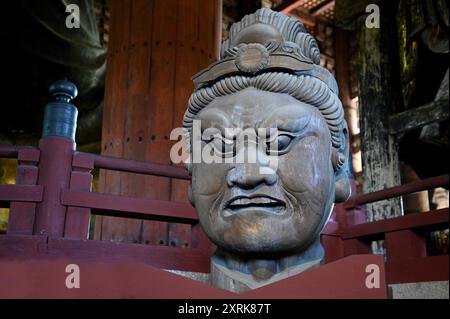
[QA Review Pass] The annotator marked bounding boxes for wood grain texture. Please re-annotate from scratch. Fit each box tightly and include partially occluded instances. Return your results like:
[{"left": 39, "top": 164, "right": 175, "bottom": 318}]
[
  {"left": 97, "top": 0, "right": 221, "bottom": 249},
  {"left": 96, "top": 0, "right": 131, "bottom": 242},
  {"left": 355, "top": 1, "right": 403, "bottom": 222},
  {"left": 389, "top": 98, "right": 449, "bottom": 134}
]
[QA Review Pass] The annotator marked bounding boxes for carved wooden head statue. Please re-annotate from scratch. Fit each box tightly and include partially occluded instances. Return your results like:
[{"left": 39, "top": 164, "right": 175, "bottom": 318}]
[{"left": 183, "top": 9, "right": 350, "bottom": 264}]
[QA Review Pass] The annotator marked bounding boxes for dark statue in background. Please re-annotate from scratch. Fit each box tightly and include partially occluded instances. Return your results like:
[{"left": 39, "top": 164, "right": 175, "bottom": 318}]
[{"left": 183, "top": 9, "right": 351, "bottom": 292}]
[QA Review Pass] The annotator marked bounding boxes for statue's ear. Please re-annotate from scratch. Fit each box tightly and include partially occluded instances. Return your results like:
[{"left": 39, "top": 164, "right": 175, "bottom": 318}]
[
  {"left": 185, "top": 156, "right": 195, "bottom": 207},
  {"left": 332, "top": 124, "right": 352, "bottom": 203},
  {"left": 335, "top": 175, "right": 351, "bottom": 203}
]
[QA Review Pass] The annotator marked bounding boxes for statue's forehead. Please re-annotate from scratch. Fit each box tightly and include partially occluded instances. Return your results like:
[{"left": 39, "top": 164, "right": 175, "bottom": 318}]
[{"left": 198, "top": 88, "right": 323, "bottom": 128}]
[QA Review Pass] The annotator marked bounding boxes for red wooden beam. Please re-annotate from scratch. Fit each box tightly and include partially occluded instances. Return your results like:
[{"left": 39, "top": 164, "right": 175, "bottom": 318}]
[
  {"left": 288, "top": 8, "right": 317, "bottom": 26},
  {"left": 386, "top": 255, "right": 449, "bottom": 284},
  {"left": 0, "top": 254, "right": 387, "bottom": 298},
  {"left": 0, "top": 259, "right": 228, "bottom": 298},
  {"left": 343, "top": 238, "right": 371, "bottom": 256},
  {"left": 60, "top": 189, "right": 198, "bottom": 224},
  {"left": 310, "top": 0, "right": 334, "bottom": 16},
  {"left": 385, "top": 230, "right": 426, "bottom": 262},
  {"left": 0, "top": 235, "right": 211, "bottom": 273},
  {"left": 0, "top": 235, "right": 47, "bottom": 256},
  {"left": 0, "top": 184, "right": 43, "bottom": 204},
  {"left": 46, "top": 238, "right": 210, "bottom": 273},
  {"left": 74, "top": 151, "right": 190, "bottom": 180},
  {"left": 341, "top": 208, "right": 449, "bottom": 240},
  {"left": 242, "top": 255, "right": 388, "bottom": 298},
  {"left": 0, "top": 145, "right": 20, "bottom": 158},
  {"left": 0, "top": 145, "right": 39, "bottom": 159},
  {"left": 275, "top": 0, "right": 304, "bottom": 13},
  {"left": 345, "top": 174, "right": 449, "bottom": 207}
]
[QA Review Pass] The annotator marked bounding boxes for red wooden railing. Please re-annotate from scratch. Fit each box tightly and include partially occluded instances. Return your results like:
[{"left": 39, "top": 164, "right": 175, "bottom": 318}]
[
  {"left": 0, "top": 141, "right": 448, "bottom": 284},
  {"left": 322, "top": 174, "right": 449, "bottom": 284},
  {"left": 0, "top": 141, "right": 211, "bottom": 273}
]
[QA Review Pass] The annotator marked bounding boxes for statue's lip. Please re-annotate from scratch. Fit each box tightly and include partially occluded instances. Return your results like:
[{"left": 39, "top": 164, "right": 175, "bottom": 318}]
[{"left": 223, "top": 194, "right": 286, "bottom": 216}]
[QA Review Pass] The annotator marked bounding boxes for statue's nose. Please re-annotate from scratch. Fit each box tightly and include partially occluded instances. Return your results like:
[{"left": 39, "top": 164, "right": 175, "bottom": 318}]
[
  {"left": 226, "top": 149, "right": 277, "bottom": 188},
  {"left": 227, "top": 136, "right": 277, "bottom": 189}
]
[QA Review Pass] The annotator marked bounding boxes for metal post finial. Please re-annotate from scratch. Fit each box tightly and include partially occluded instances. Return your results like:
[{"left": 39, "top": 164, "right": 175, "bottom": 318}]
[{"left": 42, "top": 79, "right": 79, "bottom": 141}]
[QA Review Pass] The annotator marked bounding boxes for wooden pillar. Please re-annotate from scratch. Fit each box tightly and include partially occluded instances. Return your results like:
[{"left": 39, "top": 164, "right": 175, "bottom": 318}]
[
  {"left": 334, "top": 27, "right": 361, "bottom": 179},
  {"left": 95, "top": 0, "right": 222, "bottom": 247},
  {"left": 355, "top": 1, "right": 403, "bottom": 222},
  {"left": 33, "top": 80, "right": 79, "bottom": 238}
]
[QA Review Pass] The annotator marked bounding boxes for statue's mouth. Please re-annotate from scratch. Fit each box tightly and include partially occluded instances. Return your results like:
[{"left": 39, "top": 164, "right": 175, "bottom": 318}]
[{"left": 223, "top": 195, "right": 286, "bottom": 217}]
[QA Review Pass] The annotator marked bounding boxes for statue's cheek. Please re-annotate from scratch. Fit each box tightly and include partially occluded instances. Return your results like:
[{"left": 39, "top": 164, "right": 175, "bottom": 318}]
[
  {"left": 277, "top": 142, "right": 327, "bottom": 192},
  {"left": 192, "top": 163, "right": 229, "bottom": 195}
]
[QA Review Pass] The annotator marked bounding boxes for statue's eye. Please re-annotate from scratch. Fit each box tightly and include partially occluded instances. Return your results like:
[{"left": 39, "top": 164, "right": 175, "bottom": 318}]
[
  {"left": 202, "top": 134, "right": 235, "bottom": 157},
  {"left": 220, "top": 137, "right": 236, "bottom": 157},
  {"left": 266, "top": 134, "right": 295, "bottom": 155},
  {"left": 276, "top": 135, "right": 292, "bottom": 151}
]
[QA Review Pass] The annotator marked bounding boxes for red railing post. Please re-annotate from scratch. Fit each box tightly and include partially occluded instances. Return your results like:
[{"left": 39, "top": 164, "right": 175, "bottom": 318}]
[
  {"left": 385, "top": 230, "right": 427, "bottom": 262},
  {"left": 7, "top": 148, "right": 40, "bottom": 235},
  {"left": 33, "top": 80, "right": 78, "bottom": 238},
  {"left": 334, "top": 182, "right": 371, "bottom": 257},
  {"left": 63, "top": 153, "right": 94, "bottom": 239},
  {"left": 321, "top": 205, "right": 346, "bottom": 263}
]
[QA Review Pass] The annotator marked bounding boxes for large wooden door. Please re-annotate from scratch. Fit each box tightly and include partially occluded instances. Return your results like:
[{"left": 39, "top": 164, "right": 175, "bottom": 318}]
[{"left": 95, "top": 0, "right": 222, "bottom": 248}]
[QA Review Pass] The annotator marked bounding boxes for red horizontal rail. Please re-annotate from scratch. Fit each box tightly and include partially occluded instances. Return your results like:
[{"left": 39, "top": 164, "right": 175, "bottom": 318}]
[
  {"left": 47, "top": 238, "right": 210, "bottom": 273},
  {"left": 0, "top": 145, "right": 20, "bottom": 158},
  {"left": 0, "top": 185, "right": 43, "bottom": 203},
  {"left": 0, "top": 235, "right": 211, "bottom": 273},
  {"left": 74, "top": 151, "right": 190, "bottom": 180},
  {"left": 341, "top": 208, "right": 449, "bottom": 240},
  {"left": 0, "top": 145, "right": 38, "bottom": 159},
  {"left": 345, "top": 174, "right": 448, "bottom": 208},
  {"left": 60, "top": 189, "right": 198, "bottom": 224}
]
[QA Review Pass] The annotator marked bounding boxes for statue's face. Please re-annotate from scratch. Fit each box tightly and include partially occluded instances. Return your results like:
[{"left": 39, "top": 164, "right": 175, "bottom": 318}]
[{"left": 191, "top": 88, "right": 335, "bottom": 256}]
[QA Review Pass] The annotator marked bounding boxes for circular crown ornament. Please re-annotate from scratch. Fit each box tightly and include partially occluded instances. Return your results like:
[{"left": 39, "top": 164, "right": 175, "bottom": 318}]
[{"left": 235, "top": 43, "right": 270, "bottom": 73}]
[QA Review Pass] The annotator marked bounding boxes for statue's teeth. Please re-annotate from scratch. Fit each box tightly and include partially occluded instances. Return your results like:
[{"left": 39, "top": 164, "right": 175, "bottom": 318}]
[
  {"left": 229, "top": 196, "right": 283, "bottom": 206},
  {"left": 252, "top": 197, "right": 270, "bottom": 204},
  {"left": 232, "top": 198, "right": 247, "bottom": 205}
]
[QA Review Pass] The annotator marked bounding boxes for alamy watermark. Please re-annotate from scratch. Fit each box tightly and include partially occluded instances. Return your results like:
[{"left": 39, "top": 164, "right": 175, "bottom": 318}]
[
  {"left": 170, "top": 120, "right": 281, "bottom": 174},
  {"left": 65, "top": 264, "right": 80, "bottom": 289},
  {"left": 65, "top": 4, "right": 80, "bottom": 29},
  {"left": 365, "top": 264, "right": 380, "bottom": 289},
  {"left": 365, "top": 4, "right": 380, "bottom": 29}
]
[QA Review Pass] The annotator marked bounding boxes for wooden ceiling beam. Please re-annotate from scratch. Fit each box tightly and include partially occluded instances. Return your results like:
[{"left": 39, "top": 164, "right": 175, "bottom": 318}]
[
  {"left": 288, "top": 8, "right": 316, "bottom": 26},
  {"left": 274, "top": 0, "right": 304, "bottom": 14},
  {"left": 310, "top": 0, "right": 335, "bottom": 16}
]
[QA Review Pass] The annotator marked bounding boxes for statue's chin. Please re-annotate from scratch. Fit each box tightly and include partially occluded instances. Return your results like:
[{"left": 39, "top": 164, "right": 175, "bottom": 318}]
[
  {"left": 198, "top": 199, "right": 326, "bottom": 258},
  {"left": 217, "top": 244, "right": 322, "bottom": 262},
  {"left": 209, "top": 233, "right": 319, "bottom": 258}
]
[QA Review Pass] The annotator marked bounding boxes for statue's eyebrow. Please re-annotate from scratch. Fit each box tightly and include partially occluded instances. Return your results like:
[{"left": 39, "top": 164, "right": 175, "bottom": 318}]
[
  {"left": 264, "top": 113, "right": 312, "bottom": 133},
  {"left": 276, "top": 116, "right": 311, "bottom": 132},
  {"left": 198, "top": 110, "right": 227, "bottom": 122},
  {"left": 198, "top": 109, "right": 230, "bottom": 133}
]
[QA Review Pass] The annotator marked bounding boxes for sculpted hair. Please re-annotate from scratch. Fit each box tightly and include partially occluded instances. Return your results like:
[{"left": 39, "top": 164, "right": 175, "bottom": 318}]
[
  {"left": 222, "top": 8, "right": 321, "bottom": 64},
  {"left": 183, "top": 72, "right": 345, "bottom": 154}
]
